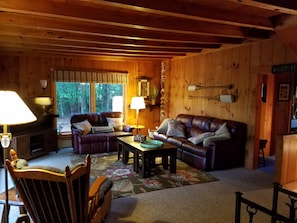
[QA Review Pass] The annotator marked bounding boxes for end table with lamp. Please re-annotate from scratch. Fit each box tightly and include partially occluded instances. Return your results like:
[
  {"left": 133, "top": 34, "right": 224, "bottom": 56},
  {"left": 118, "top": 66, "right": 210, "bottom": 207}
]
[{"left": 130, "top": 96, "right": 146, "bottom": 134}]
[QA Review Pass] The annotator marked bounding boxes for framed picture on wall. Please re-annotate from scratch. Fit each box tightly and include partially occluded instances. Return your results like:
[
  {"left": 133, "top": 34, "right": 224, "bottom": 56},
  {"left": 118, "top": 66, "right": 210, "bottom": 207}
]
[
  {"left": 138, "top": 79, "right": 150, "bottom": 98},
  {"left": 278, "top": 83, "right": 290, "bottom": 101}
]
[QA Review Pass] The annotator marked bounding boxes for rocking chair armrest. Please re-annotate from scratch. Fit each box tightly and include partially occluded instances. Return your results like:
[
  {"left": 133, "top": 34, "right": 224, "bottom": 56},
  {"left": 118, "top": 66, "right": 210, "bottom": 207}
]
[
  {"left": 89, "top": 176, "right": 108, "bottom": 198},
  {"left": 88, "top": 176, "right": 112, "bottom": 220}
]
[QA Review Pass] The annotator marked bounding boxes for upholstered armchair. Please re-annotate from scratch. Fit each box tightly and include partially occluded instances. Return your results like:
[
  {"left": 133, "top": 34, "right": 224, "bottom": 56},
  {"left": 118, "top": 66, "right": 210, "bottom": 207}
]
[{"left": 6, "top": 150, "right": 113, "bottom": 223}]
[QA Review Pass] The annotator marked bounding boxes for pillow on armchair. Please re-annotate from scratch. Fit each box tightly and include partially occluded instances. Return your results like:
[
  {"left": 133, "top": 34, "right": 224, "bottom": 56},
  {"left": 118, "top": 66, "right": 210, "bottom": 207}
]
[
  {"left": 73, "top": 119, "right": 92, "bottom": 135},
  {"left": 106, "top": 117, "right": 123, "bottom": 131}
]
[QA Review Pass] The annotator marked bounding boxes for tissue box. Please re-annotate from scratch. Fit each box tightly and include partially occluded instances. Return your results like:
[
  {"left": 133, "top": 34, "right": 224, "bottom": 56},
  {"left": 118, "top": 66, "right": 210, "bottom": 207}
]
[{"left": 134, "top": 134, "right": 146, "bottom": 142}]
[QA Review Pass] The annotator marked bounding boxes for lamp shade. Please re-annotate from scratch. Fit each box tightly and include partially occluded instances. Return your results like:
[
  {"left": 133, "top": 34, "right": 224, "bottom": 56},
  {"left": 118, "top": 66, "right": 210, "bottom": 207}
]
[
  {"left": 130, "top": 96, "right": 146, "bottom": 110},
  {"left": 35, "top": 97, "right": 52, "bottom": 106},
  {"left": 0, "top": 91, "right": 37, "bottom": 125}
]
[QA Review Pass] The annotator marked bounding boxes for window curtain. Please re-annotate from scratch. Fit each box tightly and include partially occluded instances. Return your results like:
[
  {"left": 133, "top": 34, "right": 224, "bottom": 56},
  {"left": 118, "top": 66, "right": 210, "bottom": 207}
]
[{"left": 53, "top": 69, "right": 128, "bottom": 84}]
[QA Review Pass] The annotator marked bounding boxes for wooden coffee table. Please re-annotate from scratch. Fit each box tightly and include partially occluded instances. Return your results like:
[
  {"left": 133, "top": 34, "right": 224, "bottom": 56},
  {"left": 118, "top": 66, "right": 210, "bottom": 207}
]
[{"left": 117, "top": 136, "right": 177, "bottom": 178}]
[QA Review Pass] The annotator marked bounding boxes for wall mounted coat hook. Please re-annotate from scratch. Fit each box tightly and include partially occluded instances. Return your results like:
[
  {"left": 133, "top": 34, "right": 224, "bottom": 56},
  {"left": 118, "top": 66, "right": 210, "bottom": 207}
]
[{"left": 188, "top": 84, "right": 233, "bottom": 91}]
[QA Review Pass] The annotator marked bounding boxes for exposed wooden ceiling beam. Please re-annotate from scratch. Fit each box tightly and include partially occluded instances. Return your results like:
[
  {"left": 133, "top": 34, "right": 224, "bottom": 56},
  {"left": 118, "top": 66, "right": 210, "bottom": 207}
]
[
  {"left": 97, "top": 0, "right": 274, "bottom": 30},
  {"left": 0, "top": 35, "right": 208, "bottom": 53},
  {"left": 0, "top": 12, "right": 246, "bottom": 43},
  {"left": 0, "top": 0, "right": 296, "bottom": 60},
  {"left": 0, "top": 1, "right": 270, "bottom": 39},
  {"left": 0, "top": 42, "right": 182, "bottom": 58}
]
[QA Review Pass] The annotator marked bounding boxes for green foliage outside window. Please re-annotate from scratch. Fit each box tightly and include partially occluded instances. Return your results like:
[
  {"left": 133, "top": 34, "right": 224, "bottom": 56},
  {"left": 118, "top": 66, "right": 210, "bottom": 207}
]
[{"left": 56, "top": 82, "right": 123, "bottom": 132}]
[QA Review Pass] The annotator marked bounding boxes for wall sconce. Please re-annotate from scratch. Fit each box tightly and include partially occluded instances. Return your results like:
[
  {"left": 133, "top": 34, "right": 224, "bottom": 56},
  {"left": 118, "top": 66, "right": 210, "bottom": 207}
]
[
  {"left": 187, "top": 84, "right": 233, "bottom": 91},
  {"left": 40, "top": 79, "right": 48, "bottom": 89}
]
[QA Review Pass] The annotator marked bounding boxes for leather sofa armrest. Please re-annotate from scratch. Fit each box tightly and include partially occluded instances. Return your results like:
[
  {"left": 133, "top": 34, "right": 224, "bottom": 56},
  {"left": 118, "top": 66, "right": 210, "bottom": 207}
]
[
  {"left": 72, "top": 128, "right": 83, "bottom": 135},
  {"left": 209, "top": 140, "right": 241, "bottom": 170}
]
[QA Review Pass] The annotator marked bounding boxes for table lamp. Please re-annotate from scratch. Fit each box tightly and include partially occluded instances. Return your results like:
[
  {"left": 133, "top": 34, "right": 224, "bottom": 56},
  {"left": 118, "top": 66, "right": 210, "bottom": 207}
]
[
  {"left": 0, "top": 91, "right": 37, "bottom": 223},
  {"left": 130, "top": 96, "right": 146, "bottom": 128},
  {"left": 35, "top": 96, "right": 52, "bottom": 111}
]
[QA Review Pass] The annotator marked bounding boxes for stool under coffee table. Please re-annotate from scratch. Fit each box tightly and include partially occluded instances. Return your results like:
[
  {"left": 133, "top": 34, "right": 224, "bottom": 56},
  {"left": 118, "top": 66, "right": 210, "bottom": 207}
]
[{"left": 117, "top": 136, "right": 177, "bottom": 178}]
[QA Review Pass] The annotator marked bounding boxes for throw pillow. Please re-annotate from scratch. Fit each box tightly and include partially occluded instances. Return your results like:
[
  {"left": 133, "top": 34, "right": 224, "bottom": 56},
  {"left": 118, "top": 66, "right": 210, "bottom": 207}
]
[
  {"left": 203, "top": 134, "right": 231, "bottom": 147},
  {"left": 215, "top": 122, "right": 230, "bottom": 136},
  {"left": 156, "top": 118, "right": 174, "bottom": 134},
  {"left": 188, "top": 132, "right": 214, "bottom": 145},
  {"left": 91, "top": 126, "right": 114, "bottom": 133},
  {"left": 166, "top": 120, "right": 186, "bottom": 137},
  {"left": 203, "top": 123, "right": 231, "bottom": 147},
  {"left": 73, "top": 119, "right": 92, "bottom": 135},
  {"left": 106, "top": 117, "right": 123, "bottom": 131}
]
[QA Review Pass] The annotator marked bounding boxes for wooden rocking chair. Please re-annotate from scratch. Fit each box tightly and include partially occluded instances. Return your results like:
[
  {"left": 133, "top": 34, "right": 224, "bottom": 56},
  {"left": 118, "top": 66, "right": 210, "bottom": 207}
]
[{"left": 6, "top": 150, "right": 113, "bottom": 223}]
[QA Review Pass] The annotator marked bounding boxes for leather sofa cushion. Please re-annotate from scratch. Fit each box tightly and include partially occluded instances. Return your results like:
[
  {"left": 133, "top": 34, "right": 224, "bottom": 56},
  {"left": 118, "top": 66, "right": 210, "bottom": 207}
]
[
  {"left": 71, "top": 113, "right": 99, "bottom": 126},
  {"left": 175, "top": 114, "right": 194, "bottom": 128},
  {"left": 189, "top": 128, "right": 205, "bottom": 137},
  {"left": 192, "top": 116, "right": 214, "bottom": 132},
  {"left": 79, "top": 134, "right": 107, "bottom": 143}
]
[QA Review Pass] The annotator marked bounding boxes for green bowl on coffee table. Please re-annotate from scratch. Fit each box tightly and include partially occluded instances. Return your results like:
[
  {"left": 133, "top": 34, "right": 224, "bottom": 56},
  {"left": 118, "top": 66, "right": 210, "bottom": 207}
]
[{"left": 140, "top": 140, "right": 163, "bottom": 148}]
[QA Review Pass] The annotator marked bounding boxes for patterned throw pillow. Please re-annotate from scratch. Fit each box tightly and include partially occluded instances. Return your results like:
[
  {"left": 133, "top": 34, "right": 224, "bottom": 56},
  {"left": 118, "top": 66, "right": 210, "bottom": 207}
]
[
  {"left": 73, "top": 119, "right": 92, "bottom": 135},
  {"left": 166, "top": 120, "right": 186, "bottom": 137},
  {"left": 106, "top": 117, "right": 123, "bottom": 131}
]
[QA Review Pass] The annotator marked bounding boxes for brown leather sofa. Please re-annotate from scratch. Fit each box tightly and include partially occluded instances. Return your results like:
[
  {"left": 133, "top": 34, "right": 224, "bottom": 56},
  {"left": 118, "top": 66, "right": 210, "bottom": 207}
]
[
  {"left": 153, "top": 114, "right": 247, "bottom": 171},
  {"left": 71, "top": 112, "right": 132, "bottom": 154}
]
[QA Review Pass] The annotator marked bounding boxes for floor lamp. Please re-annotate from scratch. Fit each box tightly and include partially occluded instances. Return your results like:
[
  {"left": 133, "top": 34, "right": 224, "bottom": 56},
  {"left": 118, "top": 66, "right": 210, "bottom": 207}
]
[
  {"left": 130, "top": 96, "right": 146, "bottom": 132},
  {"left": 0, "top": 91, "right": 37, "bottom": 223}
]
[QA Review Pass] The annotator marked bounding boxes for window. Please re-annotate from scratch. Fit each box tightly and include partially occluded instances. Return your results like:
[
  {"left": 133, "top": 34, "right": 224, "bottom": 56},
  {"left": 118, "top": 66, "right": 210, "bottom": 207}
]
[
  {"left": 95, "top": 83, "right": 123, "bottom": 112},
  {"left": 53, "top": 69, "right": 128, "bottom": 133},
  {"left": 56, "top": 82, "right": 123, "bottom": 133}
]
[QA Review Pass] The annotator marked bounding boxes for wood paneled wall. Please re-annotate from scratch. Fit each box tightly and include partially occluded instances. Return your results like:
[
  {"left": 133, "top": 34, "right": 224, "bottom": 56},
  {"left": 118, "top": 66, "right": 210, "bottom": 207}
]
[
  {"left": 166, "top": 36, "right": 297, "bottom": 169},
  {"left": 0, "top": 55, "right": 161, "bottom": 133}
]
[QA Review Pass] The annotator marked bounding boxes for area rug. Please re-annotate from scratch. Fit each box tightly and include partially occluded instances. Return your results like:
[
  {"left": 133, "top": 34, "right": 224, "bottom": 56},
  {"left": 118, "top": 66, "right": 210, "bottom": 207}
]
[{"left": 69, "top": 153, "right": 218, "bottom": 198}]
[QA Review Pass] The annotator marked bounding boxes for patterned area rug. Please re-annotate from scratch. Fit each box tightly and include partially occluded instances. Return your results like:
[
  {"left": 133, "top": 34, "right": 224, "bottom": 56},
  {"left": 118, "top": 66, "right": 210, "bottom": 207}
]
[{"left": 69, "top": 153, "right": 218, "bottom": 198}]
